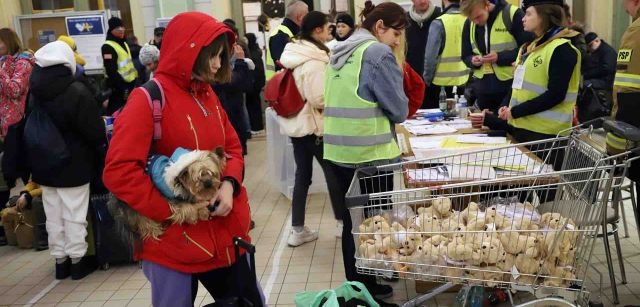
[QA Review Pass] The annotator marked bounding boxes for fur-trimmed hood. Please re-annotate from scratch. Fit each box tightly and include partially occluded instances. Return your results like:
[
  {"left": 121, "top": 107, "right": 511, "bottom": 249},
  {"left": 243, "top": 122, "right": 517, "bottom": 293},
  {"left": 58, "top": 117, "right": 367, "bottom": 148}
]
[{"left": 147, "top": 147, "right": 211, "bottom": 200}]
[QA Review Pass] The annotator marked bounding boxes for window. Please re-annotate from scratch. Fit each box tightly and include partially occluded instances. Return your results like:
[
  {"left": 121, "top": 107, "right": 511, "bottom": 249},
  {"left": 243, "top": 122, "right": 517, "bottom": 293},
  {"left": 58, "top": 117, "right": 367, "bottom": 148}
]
[{"left": 32, "top": 0, "right": 75, "bottom": 12}]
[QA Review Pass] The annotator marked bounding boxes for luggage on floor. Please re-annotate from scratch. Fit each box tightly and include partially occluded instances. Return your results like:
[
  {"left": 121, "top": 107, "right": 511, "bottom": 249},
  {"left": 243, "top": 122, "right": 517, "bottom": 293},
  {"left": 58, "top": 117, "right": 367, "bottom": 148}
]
[
  {"left": 1, "top": 206, "right": 34, "bottom": 249},
  {"left": 88, "top": 193, "right": 135, "bottom": 270}
]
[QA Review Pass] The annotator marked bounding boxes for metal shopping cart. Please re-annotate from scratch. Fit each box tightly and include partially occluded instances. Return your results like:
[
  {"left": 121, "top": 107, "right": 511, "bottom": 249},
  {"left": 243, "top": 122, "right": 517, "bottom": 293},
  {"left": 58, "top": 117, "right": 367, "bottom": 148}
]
[{"left": 344, "top": 120, "right": 640, "bottom": 307}]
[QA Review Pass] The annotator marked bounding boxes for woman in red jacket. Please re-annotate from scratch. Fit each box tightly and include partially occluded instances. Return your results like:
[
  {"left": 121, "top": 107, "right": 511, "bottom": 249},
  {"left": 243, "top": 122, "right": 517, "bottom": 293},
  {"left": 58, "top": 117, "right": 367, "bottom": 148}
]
[{"left": 103, "top": 12, "right": 262, "bottom": 307}]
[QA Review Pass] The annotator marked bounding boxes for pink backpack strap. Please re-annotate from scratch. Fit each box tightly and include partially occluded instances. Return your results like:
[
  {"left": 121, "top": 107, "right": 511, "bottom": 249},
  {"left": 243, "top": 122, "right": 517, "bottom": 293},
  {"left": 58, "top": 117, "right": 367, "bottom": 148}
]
[{"left": 139, "top": 78, "right": 165, "bottom": 140}]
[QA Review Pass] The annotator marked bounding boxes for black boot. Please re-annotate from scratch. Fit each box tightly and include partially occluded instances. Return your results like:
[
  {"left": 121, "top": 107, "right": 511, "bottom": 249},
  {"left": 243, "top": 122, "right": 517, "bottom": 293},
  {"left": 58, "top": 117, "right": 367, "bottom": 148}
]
[
  {"left": 56, "top": 258, "right": 71, "bottom": 280},
  {"left": 33, "top": 224, "right": 48, "bottom": 251},
  {"left": 71, "top": 256, "right": 97, "bottom": 280}
]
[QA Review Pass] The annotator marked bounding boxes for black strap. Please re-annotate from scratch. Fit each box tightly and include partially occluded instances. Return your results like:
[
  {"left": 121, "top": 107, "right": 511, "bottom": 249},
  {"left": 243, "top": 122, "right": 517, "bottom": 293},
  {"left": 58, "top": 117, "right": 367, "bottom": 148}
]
[
  {"left": 142, "top": 79, "right": 162, "bottom": 106},
  {"left": 502, "top": 4, "right": 514, "bottom": 33}
]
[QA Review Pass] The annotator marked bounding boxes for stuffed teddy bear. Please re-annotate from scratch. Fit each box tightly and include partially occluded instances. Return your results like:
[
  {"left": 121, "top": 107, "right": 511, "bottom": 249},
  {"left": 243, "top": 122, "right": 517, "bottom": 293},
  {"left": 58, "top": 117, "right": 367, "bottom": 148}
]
[
  {"left": 445, "top": 266, "right": 466, "bottom": 283},
  {"left": 447, "top": 239, "right": 474, "bottom": 261},
  {"left": 542, "top": 264, "right": 576, "bottom": 288},
  {"left": 540, "top": 212, "right": 576, "bottom": 230},
  {"left": 466, "top": 265, "right": 505, "bottom": 287},
  {"left": 440, "top": 210, "right": 462, "bottom": 230},
  {"left": 359, "top": 239, "right": 378, "bottom": 259},
  {"left": 515, "top": 253, "right": 543, "bottom": 274},
  {"left": 497, "top": 253, "right": 517, "bottom": 272},
  {"left": 500, "top": 232, "right": 539, "bottom": 255},
  {"left": 417, "top": 206, "right": 441, "bottom": 219},
  {"left": 417, "top": 213, "right": 441, "bottom": 235},
  {"left": 461, "top": 202, "right": 481, "bottom": 224},
  {"left": 374, "top": 234, "right": 393, "bottom": 254},
  {"left": 466, "top": 216, "right": 489, "bottom": 231},
  {"left": 432, "top": 197, "right": 452, "bottom": 218},
  {"left": 425, "top": 234, "right": 449, "bottom": 247},
  {"left": 397, "top": 233, "right": 422, "bottom": 256}
]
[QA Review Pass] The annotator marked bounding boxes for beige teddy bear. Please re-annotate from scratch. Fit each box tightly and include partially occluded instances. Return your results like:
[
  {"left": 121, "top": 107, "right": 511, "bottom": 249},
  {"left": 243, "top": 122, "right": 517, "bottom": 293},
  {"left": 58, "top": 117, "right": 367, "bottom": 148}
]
[
  {"left": 440, "top": 210, "right": 462, "bottom": 230},
  {"left": 497, "top": 253, "right": 517, "bottom": 272},
  {"left": 461, "top": 202, "right": 481, "bottom": 224},
  {"left": 540, "top": 212, "right": 576, "bottom": 230},
  {"left": 417, "top": 206, "right": 441, "bottom": 219},
  {"left": 542, "top": 264, "right": 576, "bottom": 288},
  {"left": 466, "top": 265, "right": 505, "bottom": 287},
  {"left": 500, "top": 232, "right": 539, "bottom": 255},
  {"left": 515, "top": 253, "right": 543, "bottom": 275},
  {"left": 417, "top": 213, "right": 442, "bottom": 235},
  {"left": 447, "top": 239, "right": 474, "bottom": 262},
  {"left": 425, "top": 234, "right": 450, "bottom": 247},
  {"left": 432, "top": 197, "right": 452, "bottom": 218}
]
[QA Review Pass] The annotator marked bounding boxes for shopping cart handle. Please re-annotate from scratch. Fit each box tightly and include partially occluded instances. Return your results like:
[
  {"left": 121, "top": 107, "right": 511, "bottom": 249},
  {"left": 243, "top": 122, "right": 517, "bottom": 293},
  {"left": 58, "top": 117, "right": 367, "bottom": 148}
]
[{"left": 603, "top": 120, "right": 640, "bottom": 142}]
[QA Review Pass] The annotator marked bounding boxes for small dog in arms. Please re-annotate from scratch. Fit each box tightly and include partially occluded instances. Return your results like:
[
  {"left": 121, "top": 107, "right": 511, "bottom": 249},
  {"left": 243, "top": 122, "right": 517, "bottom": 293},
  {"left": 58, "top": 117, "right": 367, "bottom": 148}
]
[{"left": 108, "top": 146, "right": 226, "bottom": 241}]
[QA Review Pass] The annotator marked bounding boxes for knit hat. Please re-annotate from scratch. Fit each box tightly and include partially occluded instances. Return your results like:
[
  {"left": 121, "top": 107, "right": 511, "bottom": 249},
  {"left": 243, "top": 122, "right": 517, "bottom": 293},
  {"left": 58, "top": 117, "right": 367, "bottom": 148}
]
[
  {"left": 57, "top": 35, "right": 86, "bottom": 66},
  {"left": 522, "top": 0, "right": 564, "bottom": 9},
  {"left": 335, "top": 13, "right": 355, "bottom": 29},
  {"left": 34, "top": 41, "right": 76, "bottom": 75},
  {"left": 585, "top": 32, "right": 598, "bottom": 45},
  {"left": 139, "top": 43, "right": 160, "bottom": 65},
  {"left": 108, "top": 17, "right": 124, "bottom": 32}
]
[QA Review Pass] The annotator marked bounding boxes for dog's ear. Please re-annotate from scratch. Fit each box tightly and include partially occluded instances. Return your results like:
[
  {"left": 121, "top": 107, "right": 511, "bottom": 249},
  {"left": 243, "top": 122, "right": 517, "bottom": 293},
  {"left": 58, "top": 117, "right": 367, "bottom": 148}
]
[
  {"left": 214, "top": 146, "right": 225, "bottom": 160},
  {"left": 176, "top": 169, "right": 191, "bottom": 190}
]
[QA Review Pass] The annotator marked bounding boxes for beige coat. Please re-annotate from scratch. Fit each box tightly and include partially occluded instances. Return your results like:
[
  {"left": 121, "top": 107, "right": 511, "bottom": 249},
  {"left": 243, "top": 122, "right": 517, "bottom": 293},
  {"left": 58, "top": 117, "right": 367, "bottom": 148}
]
[{"left": 277, "top": 39, "right": 329, "bottom": 137}]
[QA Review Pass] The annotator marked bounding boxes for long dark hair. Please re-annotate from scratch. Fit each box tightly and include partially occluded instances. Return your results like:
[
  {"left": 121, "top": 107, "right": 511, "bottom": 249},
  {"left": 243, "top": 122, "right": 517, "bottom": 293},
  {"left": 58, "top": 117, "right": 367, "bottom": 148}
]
[
  {"left": 193, "top": 34, "right": 231, "bottom": 83},
  {"left": 298, "top": 11, "right": 330, "bottom": 54},
  {"left": 361, "top": 2, "right": 407, "bottom": 33}
]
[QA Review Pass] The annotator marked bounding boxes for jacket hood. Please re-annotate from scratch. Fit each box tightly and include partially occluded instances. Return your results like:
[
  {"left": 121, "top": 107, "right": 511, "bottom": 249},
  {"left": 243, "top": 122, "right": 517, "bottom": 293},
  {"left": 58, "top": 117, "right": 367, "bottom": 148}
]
[
  {"left": 34, "top": 41, "right": 76, "bottom": 75},
  {"left": 280, "top": 39, "right": 329, "bottom": 69},
  {"left": 330, "top": 28, "right": 378, "bottom": 70},
  {"left": 155, "top": 12, "right": 235, "bottom": 90},
  {"left": 29, "top": 64, "right": 74, "bottom": 101}
]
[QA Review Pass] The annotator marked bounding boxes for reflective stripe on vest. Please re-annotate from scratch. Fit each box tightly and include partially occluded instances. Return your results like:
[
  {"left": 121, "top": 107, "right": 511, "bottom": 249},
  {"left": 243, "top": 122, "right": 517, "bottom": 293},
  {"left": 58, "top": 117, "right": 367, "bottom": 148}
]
[
  {"left": 265, "top": 24, "right": 294, "bottom": 80},
  {"left": 614, "top": 72, "right": 640, "bottom": 89},
  {"left": 104, "top": 40, "right": 138, "bottom": 83},
  {"left": 433, "top": 13, "right": 470, "bottom": 86},
  {"left": 606, "top": 132, "right": 634, "bottom": 150},
  {"left": 323, "top": 41, "right": 401, "bottom": 164},
  {"left": 470, "top": 4, "right": 519, "bottom": 81},
  {"left": 508, "top": 38, "right": 581, "bottom": 136}
]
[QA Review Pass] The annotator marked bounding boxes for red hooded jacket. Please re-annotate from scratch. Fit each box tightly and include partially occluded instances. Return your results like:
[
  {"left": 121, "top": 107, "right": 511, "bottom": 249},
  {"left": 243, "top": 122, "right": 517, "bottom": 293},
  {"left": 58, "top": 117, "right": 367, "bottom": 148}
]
[
  {"left": 103, "top": 12, "right": 251, "bottom": 273},
  {"left": 403, "top": 63, "right": 425, "bottom": 118}
]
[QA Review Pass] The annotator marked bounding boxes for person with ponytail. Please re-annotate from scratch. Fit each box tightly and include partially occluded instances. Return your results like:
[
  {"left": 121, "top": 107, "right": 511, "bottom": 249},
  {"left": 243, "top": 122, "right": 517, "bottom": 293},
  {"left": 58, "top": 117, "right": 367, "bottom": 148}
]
[
  {"left": 277, "top": 11, "right": 346, "bottom": 246},
  {"left": 324, "top": 2, "right": 408, "bottom": 306}
]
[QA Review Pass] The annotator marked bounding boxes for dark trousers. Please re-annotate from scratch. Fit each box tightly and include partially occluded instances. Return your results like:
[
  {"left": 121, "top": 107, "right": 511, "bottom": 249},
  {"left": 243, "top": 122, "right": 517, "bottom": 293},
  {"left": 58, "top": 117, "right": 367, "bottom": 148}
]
[
  {"left": 191, "top": 254, "right": 264, "bottom": 307},
  {"left": 291, "top": 135, "right": 343, "bottom": 226},
  {"left": 421, "top": 85, "right": 466, "bottom": 109},
  {"left": 106, "top": 83, "right": 134, "bottom": 115},
  {"left": 246, "top": 91, "right": 264, "bottom": 132},
  {"left": 326, "top": 162, "right": 393, "bottom": 286}
]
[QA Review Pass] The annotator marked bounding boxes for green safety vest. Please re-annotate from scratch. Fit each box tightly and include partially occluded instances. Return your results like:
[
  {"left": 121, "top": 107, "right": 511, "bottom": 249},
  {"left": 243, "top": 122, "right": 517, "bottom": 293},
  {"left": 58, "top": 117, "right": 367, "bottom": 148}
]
[
  {"left": 103, "top": 40, "right": 138, "bottom": 83},
  {"left": 265, "top": 24, "right": 294, "bottom": 80},
  {"left": 470, "top": 4, "right": 519, "bottom": 81},
  {"left": 433, "top": 13, "right": 470, "bottom": 86},
  {"left": 508, "top": 38, "right": 580, "bottom": 136},
  {"left": 323, "top": 41, "right": 401, "bottom": 164}
]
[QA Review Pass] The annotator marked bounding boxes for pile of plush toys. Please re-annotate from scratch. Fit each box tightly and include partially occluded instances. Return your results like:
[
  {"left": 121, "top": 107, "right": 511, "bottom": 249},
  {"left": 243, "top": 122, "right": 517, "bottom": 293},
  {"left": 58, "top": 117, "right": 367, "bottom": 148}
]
[{"left": 357, "top": 197, "right": 579, "bottom": 288}]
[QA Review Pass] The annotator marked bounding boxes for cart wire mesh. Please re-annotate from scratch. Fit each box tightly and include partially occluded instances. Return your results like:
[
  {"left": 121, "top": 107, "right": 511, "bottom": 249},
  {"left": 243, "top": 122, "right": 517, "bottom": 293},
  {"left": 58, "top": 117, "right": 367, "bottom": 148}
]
[{"left": 345, "top": 128, "right": 637, "bottom": 305}]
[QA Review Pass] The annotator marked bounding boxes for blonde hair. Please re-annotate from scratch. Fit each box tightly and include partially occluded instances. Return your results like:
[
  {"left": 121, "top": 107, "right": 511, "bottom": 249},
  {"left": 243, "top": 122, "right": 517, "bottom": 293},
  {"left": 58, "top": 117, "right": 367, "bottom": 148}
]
[
  {"left": 392, "top": 30, "right": 406, "bottom": 72},
  {"left": 460, "top": 0, "right": 488, "bottom": 17}
]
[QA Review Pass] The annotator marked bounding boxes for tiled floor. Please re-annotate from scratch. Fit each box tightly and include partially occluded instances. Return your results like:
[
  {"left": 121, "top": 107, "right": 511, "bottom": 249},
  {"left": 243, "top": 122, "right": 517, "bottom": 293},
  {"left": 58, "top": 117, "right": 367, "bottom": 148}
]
[{"left": 2, "top": 136, "right": 640, "bottom": 306}]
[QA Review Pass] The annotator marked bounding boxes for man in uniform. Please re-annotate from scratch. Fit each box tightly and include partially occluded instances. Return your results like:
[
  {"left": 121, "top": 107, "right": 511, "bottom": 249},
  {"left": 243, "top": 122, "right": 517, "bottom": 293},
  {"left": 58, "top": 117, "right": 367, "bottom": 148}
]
[
  {"left": 101, "top": 17, "right": 137, "bottom": 115},
  {"left": 266, "top": 0, "right": 308, "bottom": 79},
  {"left": 607, "top": 0, "right": 640, "bottom": 227}
]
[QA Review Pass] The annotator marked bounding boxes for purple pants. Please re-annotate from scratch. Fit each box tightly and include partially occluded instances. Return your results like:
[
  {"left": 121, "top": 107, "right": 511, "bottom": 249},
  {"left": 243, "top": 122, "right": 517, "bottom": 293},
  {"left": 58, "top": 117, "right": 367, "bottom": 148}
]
[{"left": 142, "top": 261, "right": 193, "bottom": 307}]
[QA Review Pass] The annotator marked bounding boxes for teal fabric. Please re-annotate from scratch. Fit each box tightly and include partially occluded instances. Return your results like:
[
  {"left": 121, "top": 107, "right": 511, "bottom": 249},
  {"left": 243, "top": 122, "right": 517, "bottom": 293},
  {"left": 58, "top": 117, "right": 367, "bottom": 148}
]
[{"left": 294, "top": 281, "right": 379, "bottom": 307}]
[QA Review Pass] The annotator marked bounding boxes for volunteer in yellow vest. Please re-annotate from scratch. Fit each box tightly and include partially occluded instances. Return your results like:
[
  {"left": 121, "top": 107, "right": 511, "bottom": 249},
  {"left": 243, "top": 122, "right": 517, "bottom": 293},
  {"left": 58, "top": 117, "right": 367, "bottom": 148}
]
[
  {"left": 101, "top": 17, "right": 137, "bottom": 115},
  {"left": 497, "top": 0, "right": 580, "bottom": 148},
  {"left": 607, "top": 0, "right": 640, "bottom": 208},
  {"left": 324, "top": 2, "right": 408, "bottom": 304},
  {"left": 266, "top": 0, "right": 308, "bottom": 79},
  {"left": 422, "top": 0, "right": 468, "bottom": 107},
  {"left": 461, "top": 0, "right": 533, "bottom": 114}
]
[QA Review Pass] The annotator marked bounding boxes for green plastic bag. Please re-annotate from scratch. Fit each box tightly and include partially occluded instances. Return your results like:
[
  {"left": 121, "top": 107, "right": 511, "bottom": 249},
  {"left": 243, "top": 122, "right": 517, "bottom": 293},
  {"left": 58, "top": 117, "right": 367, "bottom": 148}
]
[{"left": 294, "top": 281, "right": 380, "bottom": 307}]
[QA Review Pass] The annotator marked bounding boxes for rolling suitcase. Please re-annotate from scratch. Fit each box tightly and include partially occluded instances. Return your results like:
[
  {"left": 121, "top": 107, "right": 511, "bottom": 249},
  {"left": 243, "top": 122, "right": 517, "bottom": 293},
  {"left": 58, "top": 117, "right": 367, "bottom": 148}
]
[{"left": 89, "top": 193, "right": 135, "bottom": 270}]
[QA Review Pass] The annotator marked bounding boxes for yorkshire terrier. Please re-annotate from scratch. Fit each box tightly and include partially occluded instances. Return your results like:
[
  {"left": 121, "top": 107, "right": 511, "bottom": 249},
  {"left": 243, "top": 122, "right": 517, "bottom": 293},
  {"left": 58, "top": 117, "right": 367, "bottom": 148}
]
[{"left": 108, "top": 146, "right": 227, "bottom": 241}]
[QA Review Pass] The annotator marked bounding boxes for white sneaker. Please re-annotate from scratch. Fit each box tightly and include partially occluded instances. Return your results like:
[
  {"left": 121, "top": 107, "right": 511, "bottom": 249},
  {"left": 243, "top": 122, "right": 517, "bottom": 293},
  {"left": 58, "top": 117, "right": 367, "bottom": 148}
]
[
  {"left": 336, "top": 220, "right": 343, "bottom": 238},
  {"left": 287, "top": 226, "right": 318, "bottom": 247}
]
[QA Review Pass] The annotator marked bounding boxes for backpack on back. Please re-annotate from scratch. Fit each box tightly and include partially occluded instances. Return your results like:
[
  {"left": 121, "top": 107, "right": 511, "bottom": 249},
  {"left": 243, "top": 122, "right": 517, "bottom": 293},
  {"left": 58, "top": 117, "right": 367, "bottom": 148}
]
[
  {"left": 24, "top": 100, "right": 71, "bottom": 173},
  {"left": 264, "top": 66, "right": 305, "bottom": 118}
]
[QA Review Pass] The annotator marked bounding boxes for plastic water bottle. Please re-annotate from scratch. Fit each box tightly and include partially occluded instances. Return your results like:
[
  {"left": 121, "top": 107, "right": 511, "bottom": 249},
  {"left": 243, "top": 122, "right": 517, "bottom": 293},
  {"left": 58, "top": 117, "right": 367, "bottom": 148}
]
[
  {"left": 467, "top": 286, "right": 485, "bottom": 307},
  {"left": 439, "top": 87, "right": 447, "bottom": 112},
  {"left": 453, "top": 286, "right": 469, "bottom": 307},
  {"left": 457, "top": 96, "right": 468, "bottom": 118}
]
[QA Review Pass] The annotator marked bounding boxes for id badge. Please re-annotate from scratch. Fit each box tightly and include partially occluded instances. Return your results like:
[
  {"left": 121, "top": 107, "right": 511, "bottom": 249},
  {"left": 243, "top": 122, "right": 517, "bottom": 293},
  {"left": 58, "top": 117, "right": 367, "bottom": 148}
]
[
  {"left": 482, "top": 63, "right": 494, "bottom": 74},
  {"left": 512, "top": 65, "right": 526, "bottom": 89}
]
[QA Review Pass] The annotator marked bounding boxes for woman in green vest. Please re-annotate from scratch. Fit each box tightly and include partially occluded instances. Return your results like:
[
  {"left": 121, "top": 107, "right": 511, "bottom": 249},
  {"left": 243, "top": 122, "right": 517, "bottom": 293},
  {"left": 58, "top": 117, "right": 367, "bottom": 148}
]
[
  {"left": 324, "top": 2, "right": 408, "bottom": 305},
  {"left": 496, "top": 0, "right": 581, "bottom": 147}
]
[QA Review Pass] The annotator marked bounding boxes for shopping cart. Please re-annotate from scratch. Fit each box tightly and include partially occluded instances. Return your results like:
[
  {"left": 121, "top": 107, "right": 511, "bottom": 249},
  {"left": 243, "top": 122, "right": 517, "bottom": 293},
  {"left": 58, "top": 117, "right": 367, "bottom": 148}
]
[{"left": 345, "top": 120, "right": 640, "bottom": 307}]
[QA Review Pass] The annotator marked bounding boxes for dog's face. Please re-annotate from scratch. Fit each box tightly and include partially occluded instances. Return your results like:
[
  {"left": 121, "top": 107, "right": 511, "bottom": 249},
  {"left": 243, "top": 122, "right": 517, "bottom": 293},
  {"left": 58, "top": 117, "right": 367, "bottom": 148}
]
[{"left": 176, "top": 147, "right": 227, "bottom": 202}]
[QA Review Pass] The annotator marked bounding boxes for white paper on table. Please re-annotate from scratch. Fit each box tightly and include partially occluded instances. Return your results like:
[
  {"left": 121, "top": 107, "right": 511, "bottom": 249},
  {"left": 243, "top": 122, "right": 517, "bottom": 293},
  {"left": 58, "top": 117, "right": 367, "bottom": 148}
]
[
  {"left": 448, "top": 164, "right": 497, "bottom": 179},
  {"left": 406, "top": 166, "right": 450, "bottom": 182},
  {"left": 402, "top": 119, "right": 433, "bottom": 127},
  {"left": 456, "top": 135, "right": 508, "bottom": 144},
  {"left": 406, "top": 125, "right": 457, "bottom": 135},
  {"left": 415, "top": 109, "right": 443, "bottom": 115},
  {"left": 409, "top": 138, "right": 442, "bottom": 149}
]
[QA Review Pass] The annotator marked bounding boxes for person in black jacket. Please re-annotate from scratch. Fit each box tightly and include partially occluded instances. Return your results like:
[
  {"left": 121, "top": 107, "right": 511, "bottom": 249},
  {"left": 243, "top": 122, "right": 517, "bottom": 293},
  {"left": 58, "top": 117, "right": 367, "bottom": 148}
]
[
  {"left": 101, "top": 17, "right": 137, "bottom": 115},
  {"left": 29, "top": 41, "right": 106, "bottom": 280},
  {"left": 245, "top": 33, "right": 266, "bottom": 133},
  {"left": 268, "top": 0, "right": 308, "bottom": 72},
  {"left": 405, "top": 0, "right": 441, "bottom": 107},
  {"left": 212, "top": 44, "right": 254, "bottom": 156},
  {"left": 584, "top": 32, "right": 617, "bottom": 90},
  {"left": 461, "top": 0, "right": 533, "bottom": 114}
]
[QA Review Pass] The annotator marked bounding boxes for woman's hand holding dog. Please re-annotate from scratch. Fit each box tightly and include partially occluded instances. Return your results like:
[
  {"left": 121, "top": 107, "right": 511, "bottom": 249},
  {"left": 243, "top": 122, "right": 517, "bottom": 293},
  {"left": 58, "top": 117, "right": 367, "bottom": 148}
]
[{"left": 210, "top": 181, "right": 234, "bottom": 217}]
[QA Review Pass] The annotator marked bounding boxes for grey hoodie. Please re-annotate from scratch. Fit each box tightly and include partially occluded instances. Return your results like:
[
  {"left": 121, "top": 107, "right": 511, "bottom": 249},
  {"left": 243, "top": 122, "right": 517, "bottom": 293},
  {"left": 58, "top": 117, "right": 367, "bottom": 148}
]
[{"left": 330, "top": 28, "right": 408, "bottom": 124}]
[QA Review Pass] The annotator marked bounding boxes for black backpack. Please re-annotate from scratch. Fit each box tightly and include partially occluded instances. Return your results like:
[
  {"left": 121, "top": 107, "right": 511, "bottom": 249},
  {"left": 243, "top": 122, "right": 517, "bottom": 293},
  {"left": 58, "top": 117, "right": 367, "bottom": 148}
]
[{"left": 23, "top": 100, "right": 71, "bottom": 174}]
